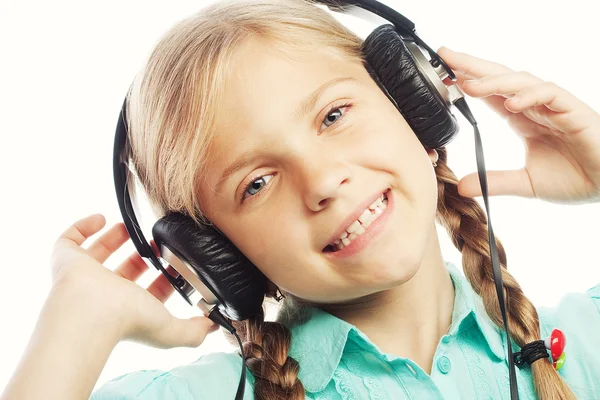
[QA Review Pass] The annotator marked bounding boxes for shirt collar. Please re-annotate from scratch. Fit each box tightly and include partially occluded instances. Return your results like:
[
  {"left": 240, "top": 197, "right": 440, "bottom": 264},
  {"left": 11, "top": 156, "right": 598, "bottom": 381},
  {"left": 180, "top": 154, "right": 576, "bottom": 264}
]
[
  {"left": 445, "top": 261, "right": 506, "bottom": 360},
  {"left": 277, "top": 304, "right": 353, "bottom": 392},
  {"left": 276, "top": 260, "right": 506, "bottom": 392}
]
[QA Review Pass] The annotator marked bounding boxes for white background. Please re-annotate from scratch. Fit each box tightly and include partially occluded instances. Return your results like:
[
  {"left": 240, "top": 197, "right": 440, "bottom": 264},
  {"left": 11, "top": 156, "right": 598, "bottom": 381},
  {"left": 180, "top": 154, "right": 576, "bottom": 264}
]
[{"left": 1, "top": 0, "right": 599, "bottom": 394}]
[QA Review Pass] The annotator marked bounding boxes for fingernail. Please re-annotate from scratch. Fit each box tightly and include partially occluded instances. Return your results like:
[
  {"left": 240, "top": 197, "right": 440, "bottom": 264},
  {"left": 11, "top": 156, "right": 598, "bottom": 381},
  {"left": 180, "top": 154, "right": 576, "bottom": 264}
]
[{"left": 510, "top": 95, "right": 521, "bottom": 104}]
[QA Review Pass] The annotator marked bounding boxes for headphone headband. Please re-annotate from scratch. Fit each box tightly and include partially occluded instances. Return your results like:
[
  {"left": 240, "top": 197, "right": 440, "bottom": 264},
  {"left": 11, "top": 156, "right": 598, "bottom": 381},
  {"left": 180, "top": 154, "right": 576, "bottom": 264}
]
[
  {"left": 113, "top": 96, "right": 194, "bottom": 305},
  {"left": 316, "top": 0, "right": 456, "bottom": 80}
]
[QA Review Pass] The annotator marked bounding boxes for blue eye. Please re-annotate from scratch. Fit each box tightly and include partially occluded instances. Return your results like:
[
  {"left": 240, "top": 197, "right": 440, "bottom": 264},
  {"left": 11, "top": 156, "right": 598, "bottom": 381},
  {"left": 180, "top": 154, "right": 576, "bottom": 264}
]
[
  {"left": 242, "top": 174, "right": 274, "bottom": 202},
  {"left": 321, "top": 102, "right": 351, "bottom": 131}
]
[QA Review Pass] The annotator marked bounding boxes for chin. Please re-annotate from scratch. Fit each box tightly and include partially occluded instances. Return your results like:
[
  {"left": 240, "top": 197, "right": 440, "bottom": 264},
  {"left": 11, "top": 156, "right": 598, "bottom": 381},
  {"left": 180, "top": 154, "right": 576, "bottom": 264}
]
[{"left": 366, "top": 257, "right": 422, "bottom": 290}]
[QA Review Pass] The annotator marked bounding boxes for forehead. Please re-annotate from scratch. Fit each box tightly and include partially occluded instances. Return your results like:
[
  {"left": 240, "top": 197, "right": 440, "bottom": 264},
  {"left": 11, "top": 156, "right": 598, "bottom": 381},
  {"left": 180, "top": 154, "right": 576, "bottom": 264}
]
[{"left": 215, "top": 37, "right": 360, "bottom": 133}]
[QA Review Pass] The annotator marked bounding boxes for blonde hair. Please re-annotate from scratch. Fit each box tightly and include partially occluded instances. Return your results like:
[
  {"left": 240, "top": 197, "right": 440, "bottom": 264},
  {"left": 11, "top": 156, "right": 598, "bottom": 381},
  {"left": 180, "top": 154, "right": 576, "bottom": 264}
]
[{"left": 123, "top": 0, "right": 576, "bottom": 398}]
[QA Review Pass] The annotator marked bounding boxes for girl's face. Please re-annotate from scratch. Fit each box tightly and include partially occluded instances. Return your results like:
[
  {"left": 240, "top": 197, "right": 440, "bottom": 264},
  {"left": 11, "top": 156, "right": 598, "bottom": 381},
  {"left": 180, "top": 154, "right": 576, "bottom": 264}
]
[{"left": 198, "top": 38, "right": 440, "bottom": 304}]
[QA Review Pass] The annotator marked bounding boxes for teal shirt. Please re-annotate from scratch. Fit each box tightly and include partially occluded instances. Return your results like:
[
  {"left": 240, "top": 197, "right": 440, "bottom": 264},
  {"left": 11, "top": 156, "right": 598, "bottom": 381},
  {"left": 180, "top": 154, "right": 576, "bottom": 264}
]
[{"left": 90, "top": 261, "right": 600, "bottom": 399}]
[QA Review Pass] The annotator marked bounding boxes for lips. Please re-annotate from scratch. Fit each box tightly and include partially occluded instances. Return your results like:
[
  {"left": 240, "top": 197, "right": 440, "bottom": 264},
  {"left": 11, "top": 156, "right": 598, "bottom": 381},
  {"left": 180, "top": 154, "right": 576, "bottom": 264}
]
[{"left": 322, "top": 188, "right": 390, "bottom": 252}]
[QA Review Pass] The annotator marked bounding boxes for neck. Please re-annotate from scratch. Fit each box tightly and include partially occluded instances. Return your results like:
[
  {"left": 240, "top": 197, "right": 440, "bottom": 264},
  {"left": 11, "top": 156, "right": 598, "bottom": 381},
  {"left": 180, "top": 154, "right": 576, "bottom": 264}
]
[{"left": 321, "top": 224, "right": 455, "bottom": 375}]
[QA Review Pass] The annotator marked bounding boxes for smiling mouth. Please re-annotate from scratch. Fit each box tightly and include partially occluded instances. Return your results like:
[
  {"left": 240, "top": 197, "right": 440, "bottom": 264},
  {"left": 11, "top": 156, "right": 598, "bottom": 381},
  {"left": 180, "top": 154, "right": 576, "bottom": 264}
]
[{"left": 323, "top": 190, "right": 389, "bottom": 253}]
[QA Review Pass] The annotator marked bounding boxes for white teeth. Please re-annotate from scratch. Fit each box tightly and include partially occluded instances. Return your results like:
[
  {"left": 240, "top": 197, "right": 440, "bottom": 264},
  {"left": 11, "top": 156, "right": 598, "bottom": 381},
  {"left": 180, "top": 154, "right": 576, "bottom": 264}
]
[
  {"left": 347, "top": 220, "right": 361, "bottom": 234},
  {"left": 361, "top": 213, "right": 375, "bottom": 228},
  {"left": 358, "top": 209, "right": 371, "bottom": 223},
  {"left": 329, "top": 191, "right": 389, "bottom": 251},
  {"left": 370, "top": 198, "right": 384, "bottom": 210}
]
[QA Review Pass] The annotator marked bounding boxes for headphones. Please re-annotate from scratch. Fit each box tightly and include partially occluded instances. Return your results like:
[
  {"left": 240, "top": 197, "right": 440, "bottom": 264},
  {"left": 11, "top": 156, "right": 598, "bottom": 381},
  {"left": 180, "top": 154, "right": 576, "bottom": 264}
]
[{"left": 113, "top": 0, "right": 518, "bottom": 398}]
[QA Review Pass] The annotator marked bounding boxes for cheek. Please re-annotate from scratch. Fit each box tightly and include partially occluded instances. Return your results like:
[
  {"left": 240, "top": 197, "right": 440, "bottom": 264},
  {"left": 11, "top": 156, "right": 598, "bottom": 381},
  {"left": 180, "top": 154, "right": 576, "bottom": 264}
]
[
  {"left": 222, "top": 212, "right": 311, "bottom": 281},
  {"left": 352, "top": 108, "right": 427, "bottom": 173}
]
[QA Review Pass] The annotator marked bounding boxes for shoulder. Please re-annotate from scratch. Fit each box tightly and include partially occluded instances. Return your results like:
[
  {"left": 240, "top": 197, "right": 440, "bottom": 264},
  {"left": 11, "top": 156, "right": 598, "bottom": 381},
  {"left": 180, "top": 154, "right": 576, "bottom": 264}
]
[
  {"left": 535, "top": 283, "right": 600, "bottom": 397},
  {"left": 90, "top": 352, "right": 255, "bottom": 400},
  {"left": 537, "top": 282, "right": 600, "bottom": 337}
]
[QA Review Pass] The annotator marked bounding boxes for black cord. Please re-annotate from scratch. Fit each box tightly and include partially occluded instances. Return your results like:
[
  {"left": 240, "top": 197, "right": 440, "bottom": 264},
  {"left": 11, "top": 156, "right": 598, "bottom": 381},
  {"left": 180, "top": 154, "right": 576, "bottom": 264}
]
[
  {"left": 207, "top": 308, "right": 246, "bottom": 400},
  {"left": 454, "top": 97, "right": 519, "bottom": 400},
  {"left": 233, "top": 331, "right": 247, "bottom": 400}
]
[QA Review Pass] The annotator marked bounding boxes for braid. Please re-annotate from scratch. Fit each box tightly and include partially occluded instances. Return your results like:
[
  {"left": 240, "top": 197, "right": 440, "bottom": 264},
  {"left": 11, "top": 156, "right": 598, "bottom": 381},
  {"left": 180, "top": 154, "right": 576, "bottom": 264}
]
[
  {"left": 224, "top": 306, "right": 305, "bottom": 400},
  {"left": 434, "top": 147, "right": 576, "bottom": 399}
]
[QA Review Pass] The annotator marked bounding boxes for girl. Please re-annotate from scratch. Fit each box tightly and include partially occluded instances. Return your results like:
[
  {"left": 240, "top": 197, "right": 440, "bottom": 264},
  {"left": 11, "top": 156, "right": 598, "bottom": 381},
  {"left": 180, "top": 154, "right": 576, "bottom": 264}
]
[{"left": 3, "top": 0, "right": 600, "bottom": 399}]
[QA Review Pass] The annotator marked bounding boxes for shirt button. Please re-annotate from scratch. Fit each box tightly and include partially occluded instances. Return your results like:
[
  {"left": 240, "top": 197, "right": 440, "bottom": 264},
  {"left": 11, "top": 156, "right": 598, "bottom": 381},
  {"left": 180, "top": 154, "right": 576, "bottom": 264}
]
[{"left": 437, "top": 356, "right": 451, "bottom": 374}]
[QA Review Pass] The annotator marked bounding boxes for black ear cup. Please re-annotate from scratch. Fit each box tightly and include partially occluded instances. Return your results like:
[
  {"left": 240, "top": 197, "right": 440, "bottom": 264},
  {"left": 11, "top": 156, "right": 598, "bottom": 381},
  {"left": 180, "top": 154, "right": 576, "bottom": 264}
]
[
  {"left": 361, "top": 24, "right": 459, "bottom": 149},
  {"left": 152, "top": 212, "right": 268, "bottom": 321}
]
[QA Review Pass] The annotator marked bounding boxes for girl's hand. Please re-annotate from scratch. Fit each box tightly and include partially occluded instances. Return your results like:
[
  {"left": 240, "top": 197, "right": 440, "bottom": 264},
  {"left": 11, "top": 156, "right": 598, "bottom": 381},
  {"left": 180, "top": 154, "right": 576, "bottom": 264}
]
[
  {"left": 50, "top": 213, "right": 218, "bottom": 348},
  {"left": 437, "top": 46, "right": 600, "bottom": 205}
]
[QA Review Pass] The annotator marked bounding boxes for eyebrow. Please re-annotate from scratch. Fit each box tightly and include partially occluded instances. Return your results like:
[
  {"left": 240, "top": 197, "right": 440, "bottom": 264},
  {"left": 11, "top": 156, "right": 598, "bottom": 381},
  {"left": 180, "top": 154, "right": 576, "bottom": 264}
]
[
  {"left": 214, "top": 149, "right": 262, "bottom": 197},
  {"left": 215, "top": 76, "right": 357, "bottom": 197},
  {"left": 293, "top": 76, "right": 357, "bottom": 120}
]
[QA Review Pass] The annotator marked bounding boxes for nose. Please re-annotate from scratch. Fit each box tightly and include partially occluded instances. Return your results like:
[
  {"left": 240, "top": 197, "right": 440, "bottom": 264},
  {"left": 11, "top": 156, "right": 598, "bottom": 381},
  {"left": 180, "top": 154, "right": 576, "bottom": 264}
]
[{"left": 300, "top": 156, "right": 351, "bottom": 212}]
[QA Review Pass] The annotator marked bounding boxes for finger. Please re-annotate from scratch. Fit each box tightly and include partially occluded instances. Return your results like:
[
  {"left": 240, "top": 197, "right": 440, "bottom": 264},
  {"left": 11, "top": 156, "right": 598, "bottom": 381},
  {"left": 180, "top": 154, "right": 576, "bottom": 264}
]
[
  {"left": 457, "top": 169, "right": 536, "bottom": 199},
  {"left": 56, "top": 214, "right": 106, "bottom": 248},
  {"left": 146, "top": 266, "right": 177, "bottom": 303},
  {"left": 87, "top": 222, "right": 130, "bottom": 264},
  {"left": 504, "top": 81, "right": 584, "bottom": 118},
  {"left": 149, "top": 240, "right": 161, "bottom": 257},
  {"left": 451, "top": 69, "right": 475, "bottom": 85},
  {"left": 155, "top": 316, "right": 218, "bottom": 348},
  {"left": 453, "top": 70, "right": 514, "bottom": 119},
  {"left": 113, "top": 250, "right": 150, "bottom": 281},
  {"left": 462, "top": 71, "right": 543, "bottom": 100},
  {"left": 437, "top": 46, "right": 512, "bottom": 79},
  {"left": 463, "top": 75, "right": 590, "bottom": 134}
]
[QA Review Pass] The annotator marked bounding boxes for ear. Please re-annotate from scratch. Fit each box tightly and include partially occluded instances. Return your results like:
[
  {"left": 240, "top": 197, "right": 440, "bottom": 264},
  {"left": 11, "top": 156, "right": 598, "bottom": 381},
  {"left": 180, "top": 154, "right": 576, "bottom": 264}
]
[{"left": 427, "top": 148, "right": 439, "bottom": 164}]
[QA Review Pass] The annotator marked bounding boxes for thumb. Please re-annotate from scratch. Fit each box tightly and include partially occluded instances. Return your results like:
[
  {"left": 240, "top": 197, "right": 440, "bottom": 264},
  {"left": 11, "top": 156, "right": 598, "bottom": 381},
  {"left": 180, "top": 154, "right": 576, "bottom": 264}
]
[
  {"left": 154, "top": 316, "right": 219, "bottom": 349},
  {"left": 457, "top": 169, "right": 535, "bottom": 199}
]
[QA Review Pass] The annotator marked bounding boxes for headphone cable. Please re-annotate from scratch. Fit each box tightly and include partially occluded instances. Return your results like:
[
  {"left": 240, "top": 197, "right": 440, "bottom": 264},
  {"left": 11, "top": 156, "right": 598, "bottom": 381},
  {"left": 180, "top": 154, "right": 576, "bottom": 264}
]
[
  {"left": 454, "top": 97, "right": 519, "bottom": 399},
  {"left": 207, "top": 308, "right": 247, "bottom": 400}
]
